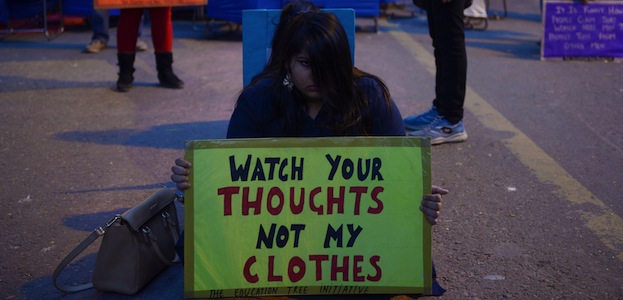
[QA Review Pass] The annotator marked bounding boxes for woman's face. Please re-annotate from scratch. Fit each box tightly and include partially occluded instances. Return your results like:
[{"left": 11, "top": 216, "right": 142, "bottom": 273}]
[{"left": 289, "top": 51, "right": 320, "bottom": 101}]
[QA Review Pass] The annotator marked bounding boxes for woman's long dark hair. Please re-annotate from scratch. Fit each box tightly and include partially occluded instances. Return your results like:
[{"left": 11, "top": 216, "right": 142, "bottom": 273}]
[
  {"left": 270, "top": 0, "right": 319, "bottom": 68},
  {"left": 245, "top": 11, "right": 392, "bottom": 136},
  {"left": 250, "top": 0, "right": 319, "bottom": 84}
]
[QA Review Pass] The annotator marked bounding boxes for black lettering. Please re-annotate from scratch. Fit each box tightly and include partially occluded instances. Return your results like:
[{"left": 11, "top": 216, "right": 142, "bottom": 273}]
[
  {"left": 324, "top": 224, "right": 343, "bottom": 248},
  {"left": 251, "top": 157, "right": 265, "bottom": 181},
  {"left": 229, "top": 155, "right": 251, "bottom": 181},
  {"left": 371, "top": 158, "right": 383, "bottom": 180},
  {"left": 256, "top": 223, "right": 276, "bottom": 249},
  {"left": 347, "top": 224, "right": 363, "bottom": 247},
  {"left": 326, "top": 154, "right": 341, "bottom": 180}
]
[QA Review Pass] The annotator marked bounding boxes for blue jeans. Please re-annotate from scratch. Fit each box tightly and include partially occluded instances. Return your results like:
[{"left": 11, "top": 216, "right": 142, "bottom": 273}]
[
  {"left": 428, "top": 0, "right": 467, "bottom": 124},
  {"left": 91, "top": 9, "right": 144, "bottom": 44}
]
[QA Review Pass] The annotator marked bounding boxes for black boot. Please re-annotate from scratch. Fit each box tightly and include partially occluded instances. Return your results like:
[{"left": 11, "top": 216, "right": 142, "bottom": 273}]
[
  {"left": 155, "top": 52, "right": 184, "bottom": 89},
  {"left": 116, "top": 53, "right": 135, "bottom": 92}
]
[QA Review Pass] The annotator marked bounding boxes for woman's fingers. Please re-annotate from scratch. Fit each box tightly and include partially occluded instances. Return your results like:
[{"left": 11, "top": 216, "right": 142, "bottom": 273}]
[
  {"left": 431, "top": 185, "right": 449, "bottom": 195},
  {"left": 421, "top": 186, "right": 446, "bottom": 225},
  {"left": 175, "top": 158, "right": 192, "bottom": 169},
  {"left": 171, "top": 158, "right": 192, "bottom": 190},
  {"left": 420, "top": 205, "right": 440, "bottom": 225}
]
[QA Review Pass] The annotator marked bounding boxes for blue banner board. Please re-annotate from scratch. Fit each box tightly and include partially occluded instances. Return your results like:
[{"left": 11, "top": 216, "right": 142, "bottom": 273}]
[{"left": 242, "top": 8, "right": 355, "bottom": 86}]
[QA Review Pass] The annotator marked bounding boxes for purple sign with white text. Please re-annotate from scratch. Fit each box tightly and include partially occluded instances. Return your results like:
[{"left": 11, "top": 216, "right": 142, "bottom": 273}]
[{"left": 542, "top": 1, "right": 623, "bottom": 59}]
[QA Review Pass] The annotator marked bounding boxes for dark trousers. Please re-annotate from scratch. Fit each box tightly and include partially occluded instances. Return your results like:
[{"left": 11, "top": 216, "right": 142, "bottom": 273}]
[{"left": 428, "top": 0, "right": 467, "bottom": 124}]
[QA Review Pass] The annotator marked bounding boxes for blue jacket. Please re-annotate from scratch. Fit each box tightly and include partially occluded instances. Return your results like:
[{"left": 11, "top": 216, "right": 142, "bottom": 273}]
[{"left": 227, "top": 77, "right": 406, "bottom": 138}]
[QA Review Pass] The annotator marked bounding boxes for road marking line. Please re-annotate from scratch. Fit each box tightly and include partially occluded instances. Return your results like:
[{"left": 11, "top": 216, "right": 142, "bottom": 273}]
[{"left": 384, "top": 20, "right": 623, "bottom": 262}]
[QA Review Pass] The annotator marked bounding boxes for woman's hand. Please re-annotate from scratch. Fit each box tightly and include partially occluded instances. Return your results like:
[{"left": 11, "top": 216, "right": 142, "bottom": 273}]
[
  {"left": 171, "top": 158, "right": 192, "bottom": 191},
  {"left": 420, "top": 185, "right": 447, "bottom": 225}
]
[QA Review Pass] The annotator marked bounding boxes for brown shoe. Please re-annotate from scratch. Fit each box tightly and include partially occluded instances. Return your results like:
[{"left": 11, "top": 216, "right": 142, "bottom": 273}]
[{"left": 85, "top": 39, "right": 107, "bottom": 53}]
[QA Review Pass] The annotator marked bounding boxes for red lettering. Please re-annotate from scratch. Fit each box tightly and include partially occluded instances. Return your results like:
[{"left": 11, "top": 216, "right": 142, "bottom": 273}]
[
  {"left": 267, "top": 256, "right": 282, "bottom": 282},
  {"left": 309, "top": 254, "right": 329, "bottom": 280},
  {"left": 242, "top": 187, "right": 262, "bottom": 215},
  {"left": 309, "top": 187, "right": 323, "bottom": 215},
  {"left": 219, "top": 186, "right": 384, "bottom": 216},
  {"left": 352, "top": 255, "right": 365, "bottom": 282},
  {"left": 348, "top": 186, "right": 367, "bottom": 215},
  {"left": 327, "top": 186, "right": 345, "bottom": 214},
  {"left": 267, "top": 187, "right": 284, "bottom": 215},
  {"left": 331, "top": 255, "right": 349, "bottom": 281},
  {"left": 217, "top": 186, "right": 240, "bottom": 216},
  {"left": 245, "top": 255, "right": 382, "bottom": 283},
  {"left": 288, "top": 256, "right": 306, "bottom": 282},
  {"left": 243, "top": 256, "right": 259, "bottom": 283},
  {"left": 368, "top": 186, "right": 384, "bottom": 214},
  {"left": 367, "top": 255, "right": 382, "bottom": 281},
  {"left": 289, "top": 187, "right": 305, "bottom": 214}
]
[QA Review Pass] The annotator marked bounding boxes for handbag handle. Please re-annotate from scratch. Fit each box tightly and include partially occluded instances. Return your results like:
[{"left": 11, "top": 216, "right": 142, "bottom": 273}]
[
  {"left": 141, "top": 210, "right": 181, "bottom": 265},
  {"left": 52, "top": 213, "right": 179, "bottom": 294}
]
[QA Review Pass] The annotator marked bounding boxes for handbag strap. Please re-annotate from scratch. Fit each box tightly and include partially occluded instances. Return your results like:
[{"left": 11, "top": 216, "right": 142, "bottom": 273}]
[
  {"left": 53, "top": 211, "right": 180, "bottom": 294},
  {"left": 52, "top": 224, "right": 108, "bottom": 293}
]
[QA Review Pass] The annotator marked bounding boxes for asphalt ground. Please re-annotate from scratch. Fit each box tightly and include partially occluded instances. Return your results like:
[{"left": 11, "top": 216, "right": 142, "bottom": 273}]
[{"left": 1, "top": 1, "right": 622, "bottom": 299}]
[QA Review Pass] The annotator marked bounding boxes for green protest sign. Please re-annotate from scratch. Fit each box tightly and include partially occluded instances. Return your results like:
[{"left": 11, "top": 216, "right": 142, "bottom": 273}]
[{"left": 184, "top": 137, "right": 432, "bottom": 298}]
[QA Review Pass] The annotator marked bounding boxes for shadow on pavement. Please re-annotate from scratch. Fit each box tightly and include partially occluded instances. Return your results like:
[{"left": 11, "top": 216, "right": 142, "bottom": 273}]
[
  {"left": 56, "top": 120, "right": 229, "bottom": 149},
  {"left": 465, "top": 29, "right": 541, "bottom": 60},
  {"left": 24, "top": 259, "right": 183, "bottom": 300}
]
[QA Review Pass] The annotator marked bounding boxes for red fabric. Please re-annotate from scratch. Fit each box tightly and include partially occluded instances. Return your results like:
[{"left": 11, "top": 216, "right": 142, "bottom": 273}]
[{"left": 117, "top": 7, "right": 173, "bottom": 53}]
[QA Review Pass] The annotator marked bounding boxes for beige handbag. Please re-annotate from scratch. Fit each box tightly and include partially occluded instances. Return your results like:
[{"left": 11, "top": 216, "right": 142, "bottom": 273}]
[{"left": 53, "top": 189, "right": 181, "bottom": 295}]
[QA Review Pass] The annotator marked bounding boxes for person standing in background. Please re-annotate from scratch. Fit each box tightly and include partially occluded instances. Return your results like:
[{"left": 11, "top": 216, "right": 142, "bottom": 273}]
[
  {"left": 115, "top": 7, "right": 183, "bottom": 92},
  {"left": 405, "top": 0, "right": 469, "bottom": 145},
  {"left": 85, "top": 9, "right": 147, "bottom": 54}
]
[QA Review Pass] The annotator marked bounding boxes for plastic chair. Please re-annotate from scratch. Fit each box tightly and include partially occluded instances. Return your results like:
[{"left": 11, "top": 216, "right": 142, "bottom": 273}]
[
  {"left": 486, "top": 0, "right": 508, "bottom": 19},
  {"left": 241, "top": 8, "right": 356, "bottom": 86},
  {"left": 465, "top": 0, "right": 488, "bottom": 30},
  {"left": 0, "top": 0, "right": 64, "bottom": 40}
]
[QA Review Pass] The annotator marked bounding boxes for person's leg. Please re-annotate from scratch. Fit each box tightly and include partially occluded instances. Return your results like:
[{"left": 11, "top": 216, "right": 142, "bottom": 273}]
[
  {"left": 117, "top": 8, "right": 143, "bottom": 53},
  {"left": 86, "top": 9, "right": 109, "bottom": 53},
  {"left": 403, "top": 8, "right": 444, "bottom": 131},
  {"left": 149, "top": 7, "right": 184, "bottom": 89},
  {"left": 116, "top": 8, "right": 143, "bottom": 92},
  {"left": 149, "top": 7, "right": 173, "bottom": 52},
  {"left": 117, "top": 8, "right": 142, "bottom": 53},
  {"left": 91, "top": 9, "right": 109, "bottom": 43},
  {"left": 430, "top": 0, "right": 467, "bottom": 125},
  {"left": 408, "top": 0, "right": 467, "bottom": 144}
]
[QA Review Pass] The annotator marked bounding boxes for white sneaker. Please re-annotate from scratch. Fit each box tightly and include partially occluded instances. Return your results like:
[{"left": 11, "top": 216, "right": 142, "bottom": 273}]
[
  {"left": 85, "top": 39, "right": 107, "bottom": 53},
  {"left": 136, "top": 39, "right": 148, "bottom": 52}
]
